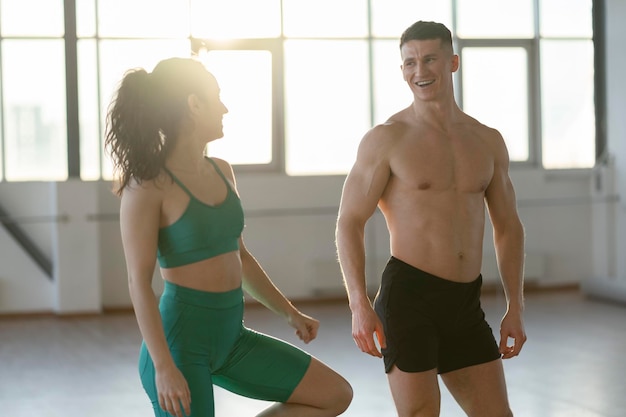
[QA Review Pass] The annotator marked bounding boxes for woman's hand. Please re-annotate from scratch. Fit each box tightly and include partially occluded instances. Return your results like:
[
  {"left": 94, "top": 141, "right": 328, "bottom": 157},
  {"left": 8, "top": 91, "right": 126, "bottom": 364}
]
[
  {"left": 287, "top": 311, "right": 320, "bottom": 344},
  {"left": 156, "top": 364, "right": 191, "bottom": 417}
]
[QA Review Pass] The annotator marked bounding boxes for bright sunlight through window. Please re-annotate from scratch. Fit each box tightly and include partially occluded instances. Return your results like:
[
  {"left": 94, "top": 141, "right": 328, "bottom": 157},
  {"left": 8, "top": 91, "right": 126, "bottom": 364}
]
[{"left": 0, "top": 0, "right": 597, "bottom": 181}]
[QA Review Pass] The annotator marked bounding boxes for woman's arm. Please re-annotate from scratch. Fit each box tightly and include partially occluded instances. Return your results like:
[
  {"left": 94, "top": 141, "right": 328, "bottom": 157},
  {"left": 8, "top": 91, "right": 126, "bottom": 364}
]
[
  {"left": 120, "top": 181, "right": 190, "bottom": 417},
  {"left": 239, "top": 238, "right": 319, "bottom": 344}
]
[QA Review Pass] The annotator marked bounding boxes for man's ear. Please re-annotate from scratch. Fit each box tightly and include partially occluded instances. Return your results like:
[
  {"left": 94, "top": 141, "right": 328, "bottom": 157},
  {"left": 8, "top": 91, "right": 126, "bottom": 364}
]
[{"left": 451, "top": 54, "right": 460, "bottom": 73}]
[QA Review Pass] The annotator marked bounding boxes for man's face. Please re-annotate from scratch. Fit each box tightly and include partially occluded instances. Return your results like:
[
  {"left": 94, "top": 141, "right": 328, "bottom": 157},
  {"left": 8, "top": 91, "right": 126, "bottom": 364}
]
[{"left": 400, "top": 39, "right": 458, "bottom": 100}]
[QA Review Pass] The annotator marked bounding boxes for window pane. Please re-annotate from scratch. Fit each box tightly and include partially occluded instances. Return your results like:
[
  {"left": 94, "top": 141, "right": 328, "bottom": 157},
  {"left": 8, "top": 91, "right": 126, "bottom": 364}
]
[
  {"left": 97, "top": 0, "right": 190, "bottom": 37},
  {"left": 78, "top": 40, "right": 100, "bottom": 180},
  {"left": 456, "top": 0, "right": 534, "bottom": 38},
  {"left": 76, "top": 0, "right": 97, "bottom": 37},
  {"left": 98, "top": 40, "right": 192, "bottom": 179},
  {"left": 191, "top": 0, "right": 280, "bottom": 39},
  {"left": 0, "top": 0, "right": 64, "bottom": 36},
  {"left": 2, "top": 40, "right": 67, "bottom": 180},
  {"left": 285, "top": 40, "right": 370, "bottom": 175},
  {"left": 540, "top": 0, "right": 593, "bottom": 38},
  {"left": 541, "top": 40, "right": 595, "bottom": 169},
  {"left": 371, "top": 0, "right": 452, "bottom": 38},
  {"left": 461, "top": 47, "right": 529, "bottom": 161},
  {"left": 372, "top": 40, "right": 413, "bottom": 125},
  {"left": 283, "top": 0, "right": 368, "bottom": 38},
  {"left": 201, "top": 51, "right": 273, "bottom": 165}
]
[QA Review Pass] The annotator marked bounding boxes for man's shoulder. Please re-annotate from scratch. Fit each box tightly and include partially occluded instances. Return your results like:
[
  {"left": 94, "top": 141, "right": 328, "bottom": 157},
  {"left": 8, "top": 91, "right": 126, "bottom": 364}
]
[
  {"left": 458, "top": 114, "right": 509, "bottom": 159},
  {"left": 366, "top": 109, "right": 414, "bottom": 141},
  {"left": 372, "top": 119, "right": 409, "bottom": 136},
  {"left": 360, "top": 121, "right": 409, "bottom": 156},
  {"left": 460, "top": 113, "right": 502, "bottom": 138}
]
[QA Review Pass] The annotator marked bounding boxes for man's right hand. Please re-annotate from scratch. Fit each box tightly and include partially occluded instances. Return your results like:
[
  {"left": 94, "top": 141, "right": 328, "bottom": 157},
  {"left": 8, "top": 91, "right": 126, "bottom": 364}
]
[{"left": 351, "top": 304, "right": 387, "bottom": 358}]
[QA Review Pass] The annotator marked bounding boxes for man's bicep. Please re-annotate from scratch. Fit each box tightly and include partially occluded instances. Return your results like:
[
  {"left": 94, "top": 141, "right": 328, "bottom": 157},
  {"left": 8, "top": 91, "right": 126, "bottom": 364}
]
[
  {"left": 339, "top": 126, "right": 392, "bottom": 224},
  {"left": 339, "top": 161, "right": 388, "bottom": 224},
  {"left": 485, "top": 170, "right": 519, "bottom": 229},
  {"left": 485, "top": 130, "right": 519, "bottom": 225}
]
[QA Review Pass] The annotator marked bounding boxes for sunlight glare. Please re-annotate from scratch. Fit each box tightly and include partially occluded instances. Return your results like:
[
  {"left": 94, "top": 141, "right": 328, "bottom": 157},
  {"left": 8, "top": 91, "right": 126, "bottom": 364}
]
[
  {"left": 198, "top": 50, "right": 273, "bottom": 165},
  {"left": 191, "top": 0, "right": 281, "bottom": 39}
]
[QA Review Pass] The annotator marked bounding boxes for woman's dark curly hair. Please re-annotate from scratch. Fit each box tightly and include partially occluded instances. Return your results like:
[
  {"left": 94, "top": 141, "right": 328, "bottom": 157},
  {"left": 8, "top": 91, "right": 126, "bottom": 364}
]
[{"left": 104, "top": 57, "right": 214, "bottom": 195}]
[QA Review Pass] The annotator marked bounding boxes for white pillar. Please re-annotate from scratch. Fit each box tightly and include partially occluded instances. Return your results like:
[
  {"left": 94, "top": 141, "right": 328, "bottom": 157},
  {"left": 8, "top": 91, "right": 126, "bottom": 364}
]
[{"left": 51, "top": 180, "right": 101, "bottom": 314}]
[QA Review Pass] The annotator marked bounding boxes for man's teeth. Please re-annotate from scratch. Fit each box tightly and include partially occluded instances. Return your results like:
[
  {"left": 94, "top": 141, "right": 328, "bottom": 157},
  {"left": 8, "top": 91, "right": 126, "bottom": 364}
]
[{"left": 417, "top": 80, "right": 434, "bottom": 86}]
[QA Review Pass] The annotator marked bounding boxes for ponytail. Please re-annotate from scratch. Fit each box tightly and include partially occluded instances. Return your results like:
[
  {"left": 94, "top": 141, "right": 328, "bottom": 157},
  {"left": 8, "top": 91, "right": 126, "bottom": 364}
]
[{"left": 105, "top": 68, "right": 169, "bottom": 195}]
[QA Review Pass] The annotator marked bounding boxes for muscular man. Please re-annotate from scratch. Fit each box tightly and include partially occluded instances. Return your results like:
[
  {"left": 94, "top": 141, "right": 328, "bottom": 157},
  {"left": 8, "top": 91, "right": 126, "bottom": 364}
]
[{"left": 336, "top": 21, "right": 526, "bottom": 417}]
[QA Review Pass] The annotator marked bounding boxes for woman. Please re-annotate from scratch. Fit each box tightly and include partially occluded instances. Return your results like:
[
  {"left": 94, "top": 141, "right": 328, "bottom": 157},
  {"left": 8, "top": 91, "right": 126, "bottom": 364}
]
[{"left": 105, "top": 57, "right": 352, "bottom": 417}]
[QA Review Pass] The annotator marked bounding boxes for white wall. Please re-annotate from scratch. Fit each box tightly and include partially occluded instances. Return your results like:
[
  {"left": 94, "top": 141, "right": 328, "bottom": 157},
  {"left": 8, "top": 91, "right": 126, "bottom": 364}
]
[
  {"left": 582, "top": 0, "right": 626, "bottom": 303},
  {"left": 0, "top": 181, "right": 101, "bottom": 314},
  {"left": 0, "top": 183, "right": 55, "bottom": 312}
]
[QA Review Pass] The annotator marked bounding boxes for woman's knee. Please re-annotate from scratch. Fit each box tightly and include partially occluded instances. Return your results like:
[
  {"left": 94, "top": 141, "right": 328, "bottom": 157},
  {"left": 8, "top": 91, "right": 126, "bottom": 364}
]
[
  {"left": 289, "top": 357, "right": 353, "bottom": 414},
  {"left": 331, "top": 375, "right": 353, "bottom": 414}
]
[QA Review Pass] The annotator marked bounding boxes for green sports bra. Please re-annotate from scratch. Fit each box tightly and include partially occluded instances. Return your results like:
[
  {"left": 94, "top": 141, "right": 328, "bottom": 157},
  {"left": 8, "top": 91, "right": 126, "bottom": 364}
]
[{"left": 157, "top": 157, "right": 245, "bottom": 268}]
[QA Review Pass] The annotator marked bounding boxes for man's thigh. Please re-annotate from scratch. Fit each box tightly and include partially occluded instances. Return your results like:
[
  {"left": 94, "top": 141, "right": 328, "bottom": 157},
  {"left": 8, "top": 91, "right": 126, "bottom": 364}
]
[
  {"left": 387, "top": 366, "right": 441, "bottom": 417},
  {"left": 440, "top": 359, "right": 512, "bottom": 417}
]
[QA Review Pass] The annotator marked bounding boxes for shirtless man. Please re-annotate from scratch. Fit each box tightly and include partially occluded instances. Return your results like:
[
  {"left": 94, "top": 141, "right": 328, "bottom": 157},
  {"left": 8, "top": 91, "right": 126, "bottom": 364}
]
[{"left": 335, "top": 21, "right": 526, "bottom": 417}]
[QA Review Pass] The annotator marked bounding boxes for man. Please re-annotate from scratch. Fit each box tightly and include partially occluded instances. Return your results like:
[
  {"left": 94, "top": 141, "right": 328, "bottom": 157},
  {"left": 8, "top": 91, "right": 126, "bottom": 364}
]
[{"left": 335, "top": 21, "right": 526, "bottom": 417}]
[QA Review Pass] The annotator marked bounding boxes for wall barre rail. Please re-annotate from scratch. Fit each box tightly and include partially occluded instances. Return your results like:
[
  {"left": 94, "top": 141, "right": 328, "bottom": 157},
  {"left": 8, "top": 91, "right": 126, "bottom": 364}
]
[
  {"left": 0, "top": 214, "right": 69, "bottom": 225},
  {"left": 0, "top": 213, "right": 120, "bottom": 224}
]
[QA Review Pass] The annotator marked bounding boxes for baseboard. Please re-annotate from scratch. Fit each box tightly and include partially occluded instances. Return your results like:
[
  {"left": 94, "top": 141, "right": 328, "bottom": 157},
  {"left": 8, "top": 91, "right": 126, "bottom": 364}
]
[{"left": 581, "top": 278, "right": 626, "bottom": 305}]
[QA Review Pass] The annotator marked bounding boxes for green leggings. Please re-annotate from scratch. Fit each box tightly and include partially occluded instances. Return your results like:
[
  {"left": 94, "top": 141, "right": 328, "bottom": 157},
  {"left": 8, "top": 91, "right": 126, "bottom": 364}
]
[{"left": 139, "top": 281, "right": 312, "bottom": 417}]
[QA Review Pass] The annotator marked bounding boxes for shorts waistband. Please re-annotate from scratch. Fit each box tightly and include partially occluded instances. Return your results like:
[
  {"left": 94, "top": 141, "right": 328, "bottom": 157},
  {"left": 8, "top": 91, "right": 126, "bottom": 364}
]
[
  {"left": 386, "top": 256, "right": 482, "bottom": 287},
  {"left": 162, "top": 280, "right": 244, "bottom": 308}
]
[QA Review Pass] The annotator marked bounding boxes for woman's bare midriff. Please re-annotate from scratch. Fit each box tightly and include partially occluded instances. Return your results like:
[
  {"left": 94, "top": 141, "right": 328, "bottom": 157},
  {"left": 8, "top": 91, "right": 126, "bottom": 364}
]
[{"left": 160, "top": 251, "right": 243, "bottom": 292}]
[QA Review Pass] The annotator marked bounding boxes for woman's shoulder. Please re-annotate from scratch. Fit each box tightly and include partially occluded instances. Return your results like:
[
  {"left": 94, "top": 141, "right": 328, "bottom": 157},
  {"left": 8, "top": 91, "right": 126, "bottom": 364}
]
[
  {"left": 121, "top": 171, "right": 170, "bottom": 203},
  {"left": 207, "top": 156, "right": 232, "bottom": 170},
  {"left": 206, "top": 156, "right": 235, "bottom": 181}
]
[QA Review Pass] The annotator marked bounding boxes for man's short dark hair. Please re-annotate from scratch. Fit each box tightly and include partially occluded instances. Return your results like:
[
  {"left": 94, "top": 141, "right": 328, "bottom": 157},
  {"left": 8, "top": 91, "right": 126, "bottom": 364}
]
[{"left": 400, "top": 21, "right": 453, "bottom": 52}]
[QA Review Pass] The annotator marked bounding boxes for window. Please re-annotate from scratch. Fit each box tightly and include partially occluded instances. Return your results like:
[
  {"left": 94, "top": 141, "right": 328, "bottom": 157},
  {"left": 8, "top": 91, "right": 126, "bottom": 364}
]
[
  {"left": 456, "top": 0, "right": 535, "bottom": 38},
  {"left": 0, "top": 0, "right": 66, "bottom": 181},
  {"left": 284, "top": 40, "right": 371, "bottom": 175},
  {"left": 539, "top": 0, "right": 595, "bottom": 168},
  {"left": 0, "top": 0, "right": 598, "bottom": 181},
  {"left": 455, "top": 0, "right": 594, "bottom": 168},
  {"left": 191, "top": 0, "right": 281, "bottom": 39},
  {"left": 460, "top": 46, "right": 530, "bottom": 162},
  {"left": 540, "top": 40, "right": 595, "bottom": 168},
  {"left": 2, "top": 40, "right": 67, "bottom": 181}
]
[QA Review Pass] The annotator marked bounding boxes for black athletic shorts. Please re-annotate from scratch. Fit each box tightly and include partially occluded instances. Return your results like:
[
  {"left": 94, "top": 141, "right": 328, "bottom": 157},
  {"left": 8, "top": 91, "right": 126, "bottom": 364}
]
[{"left": 373, "top": 256, "right": 501, "bottom": 374}]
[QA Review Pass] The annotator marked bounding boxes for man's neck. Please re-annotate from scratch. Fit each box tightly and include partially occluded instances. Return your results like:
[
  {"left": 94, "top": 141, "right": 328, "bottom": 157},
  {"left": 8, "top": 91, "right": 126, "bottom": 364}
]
[{"left": 411, "top": 96, "right": 462, "bottom": 131}]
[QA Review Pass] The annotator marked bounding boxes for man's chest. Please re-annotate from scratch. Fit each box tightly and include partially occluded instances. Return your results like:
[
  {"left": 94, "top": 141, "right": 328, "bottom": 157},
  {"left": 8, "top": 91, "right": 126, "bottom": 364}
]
[{"left": 390, "top": 137, "right": 494, "bottom": 193}]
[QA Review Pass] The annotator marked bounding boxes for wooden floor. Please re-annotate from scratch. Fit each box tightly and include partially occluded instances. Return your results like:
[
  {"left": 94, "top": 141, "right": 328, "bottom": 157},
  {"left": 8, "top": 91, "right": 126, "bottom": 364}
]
[{"left": 1, "top": 289, "right": 626, "bottom": 417}]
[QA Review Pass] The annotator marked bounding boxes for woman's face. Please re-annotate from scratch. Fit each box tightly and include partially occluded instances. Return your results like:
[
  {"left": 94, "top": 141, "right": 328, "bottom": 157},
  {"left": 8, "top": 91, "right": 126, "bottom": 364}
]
[{"left": 196, "top": 73, "right": 229, "bottom": 142}]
